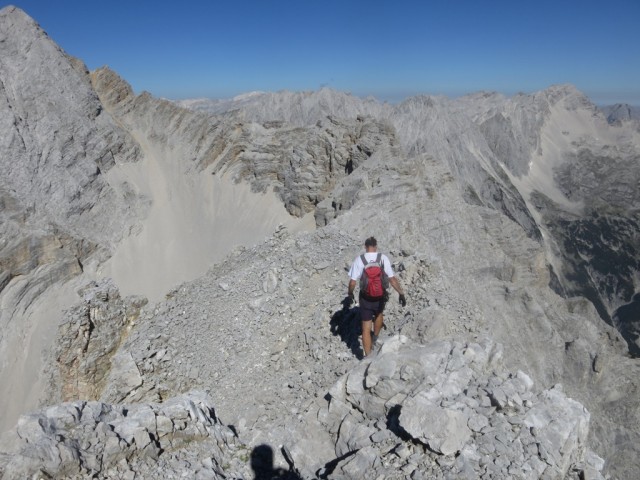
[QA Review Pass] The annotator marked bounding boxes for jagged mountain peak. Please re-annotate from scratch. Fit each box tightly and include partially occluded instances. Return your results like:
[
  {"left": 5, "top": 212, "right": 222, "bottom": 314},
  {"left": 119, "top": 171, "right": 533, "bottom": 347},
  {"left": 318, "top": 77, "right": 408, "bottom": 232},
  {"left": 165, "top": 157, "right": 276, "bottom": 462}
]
[
  {"left": 533, "top": 83, "right": 596, "bottom": 110},
  {"left": 396, "top": 93, "right": 448, "bottom": 109},
  {"left": 177, "top": 85, "right": 385, "bottom": 126},
  {"left": 90, "top": 65, "right": 136, "bottom": 109},
  {"left": 600, "top": 102, "right": 640, "bottom": 123},
  {"left": 0, "top": 6, "right": 74, "bottom": 70},
  {"left": 0, "top": 8, "right": 141, "bottom": 243},
  {"left": 0, "top": 5, "right": 37, "bottom": 26}
]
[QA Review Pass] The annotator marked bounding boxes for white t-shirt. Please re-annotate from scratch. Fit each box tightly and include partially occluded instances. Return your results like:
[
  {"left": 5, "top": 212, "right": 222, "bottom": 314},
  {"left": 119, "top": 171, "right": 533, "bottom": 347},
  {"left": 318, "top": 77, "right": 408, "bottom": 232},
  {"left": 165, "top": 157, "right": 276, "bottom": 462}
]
[{"left": 349, "top": 251, "right": 395, "bottom": 281}]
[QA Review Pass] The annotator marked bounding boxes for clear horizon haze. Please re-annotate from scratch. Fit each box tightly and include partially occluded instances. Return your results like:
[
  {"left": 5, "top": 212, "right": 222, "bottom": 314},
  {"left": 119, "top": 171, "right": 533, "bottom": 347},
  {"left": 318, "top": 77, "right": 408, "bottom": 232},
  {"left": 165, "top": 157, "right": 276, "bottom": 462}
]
[{"left": 6, "top": 0, "right": 640, "bottom": 105}]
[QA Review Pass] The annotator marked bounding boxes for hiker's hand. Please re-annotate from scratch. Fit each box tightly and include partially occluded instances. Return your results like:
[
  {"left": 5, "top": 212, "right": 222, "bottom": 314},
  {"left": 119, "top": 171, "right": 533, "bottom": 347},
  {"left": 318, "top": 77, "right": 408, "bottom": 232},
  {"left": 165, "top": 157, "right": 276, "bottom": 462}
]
[
  {"left": 399, "top": 294, "right": 407, "bottom": 307},
  {"left": 343, "top": 293, "right": 354, "bottom": 310}
]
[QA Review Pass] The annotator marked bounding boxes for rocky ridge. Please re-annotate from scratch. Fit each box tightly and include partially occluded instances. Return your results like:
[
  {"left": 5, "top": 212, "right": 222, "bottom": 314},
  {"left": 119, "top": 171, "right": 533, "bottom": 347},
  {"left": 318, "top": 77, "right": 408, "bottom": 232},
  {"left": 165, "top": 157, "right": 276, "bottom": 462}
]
[
  {"left": 0, "top": 4, "right": 396, "bottom": 430},
  {"left": 92, "top": 67, "right": 397, "bottom": 219},
  {"left": 181, "top": 84, "right": 640, "bottom": 356},
  {"left": 33, "top": 151, "right": 637, "bottom": 478}
]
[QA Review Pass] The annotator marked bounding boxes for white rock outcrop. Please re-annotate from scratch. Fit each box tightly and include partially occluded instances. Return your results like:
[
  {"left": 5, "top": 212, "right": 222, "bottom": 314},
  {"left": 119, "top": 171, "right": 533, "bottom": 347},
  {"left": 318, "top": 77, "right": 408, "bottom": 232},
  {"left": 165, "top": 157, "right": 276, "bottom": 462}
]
[{"left": 0, "top": 392, "right": 247, "bottom": 479}]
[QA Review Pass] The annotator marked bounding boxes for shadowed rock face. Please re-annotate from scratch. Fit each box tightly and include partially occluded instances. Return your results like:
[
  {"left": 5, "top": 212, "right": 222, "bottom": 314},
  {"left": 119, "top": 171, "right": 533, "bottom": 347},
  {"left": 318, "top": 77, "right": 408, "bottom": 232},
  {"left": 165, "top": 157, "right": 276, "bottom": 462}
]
[
  {"left": 541, "top": 210, "right": 640, "bottom": 353},
  {"left": 530, "top": 139, "right": 640, "bottom": 354},
  {"left": 1, "top": 5, "right": 640, "bottom": 480},
  {"left": 460, "top": 87, "right": 640, "bottom": 356}
]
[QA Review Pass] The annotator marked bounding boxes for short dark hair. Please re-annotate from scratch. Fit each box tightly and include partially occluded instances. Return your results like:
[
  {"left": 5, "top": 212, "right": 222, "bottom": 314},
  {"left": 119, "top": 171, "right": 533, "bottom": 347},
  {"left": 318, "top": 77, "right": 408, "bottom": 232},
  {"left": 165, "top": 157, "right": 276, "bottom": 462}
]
[{"left": 364, "top": 236, "right": 377, "bottom": 247}]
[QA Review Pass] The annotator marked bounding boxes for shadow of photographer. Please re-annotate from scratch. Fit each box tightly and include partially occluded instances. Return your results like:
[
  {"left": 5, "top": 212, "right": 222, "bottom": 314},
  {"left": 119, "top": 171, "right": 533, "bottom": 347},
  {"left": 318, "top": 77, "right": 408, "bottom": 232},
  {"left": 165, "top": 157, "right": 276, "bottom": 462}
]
[{"left": 250, "top": 444, "right": 301, "bottom": 480}]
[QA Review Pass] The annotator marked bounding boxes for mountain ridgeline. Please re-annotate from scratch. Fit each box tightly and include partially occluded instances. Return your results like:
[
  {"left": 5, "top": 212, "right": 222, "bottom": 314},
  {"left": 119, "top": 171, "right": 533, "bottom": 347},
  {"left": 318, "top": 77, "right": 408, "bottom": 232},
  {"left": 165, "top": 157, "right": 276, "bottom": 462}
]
[
  {"left": 180, "top": 85, "right": 640, "bottom": 355},
  {"left": 1, "top": 5, "right": 640, "bottom": 479}
]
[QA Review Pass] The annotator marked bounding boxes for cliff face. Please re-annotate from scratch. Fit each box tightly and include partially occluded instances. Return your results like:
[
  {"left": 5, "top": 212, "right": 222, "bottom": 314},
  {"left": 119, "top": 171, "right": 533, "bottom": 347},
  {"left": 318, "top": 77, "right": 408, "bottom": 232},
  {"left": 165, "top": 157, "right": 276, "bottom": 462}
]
[
  {"left": 0, "top": 7, "right": 142, "bottom": 242},
  {"left": 0, "top": 6, "right": 147, "bottom": 430},
  {"left": 472, "top": 87, "right": 640, "bottom": 355},
  {"left": 1, "top": 5, "right": 640, "bottom": 479},
  {"left": 0, "top": 5, "right": 145, "bottom": 298}
]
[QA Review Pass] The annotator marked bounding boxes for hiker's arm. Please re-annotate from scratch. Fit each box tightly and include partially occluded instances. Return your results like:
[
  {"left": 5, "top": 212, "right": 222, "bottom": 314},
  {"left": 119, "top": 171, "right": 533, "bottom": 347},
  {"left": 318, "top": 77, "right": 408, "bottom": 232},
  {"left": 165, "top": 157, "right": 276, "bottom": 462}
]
[
  {"left": 389, "top": 276, "right": 404, "bottom": 295},
  {"left": 390, "top": 276, "right": 407, "bottom": 306},
  {"left": 347, "top": 279, "right": 357, "bottom": 297}
]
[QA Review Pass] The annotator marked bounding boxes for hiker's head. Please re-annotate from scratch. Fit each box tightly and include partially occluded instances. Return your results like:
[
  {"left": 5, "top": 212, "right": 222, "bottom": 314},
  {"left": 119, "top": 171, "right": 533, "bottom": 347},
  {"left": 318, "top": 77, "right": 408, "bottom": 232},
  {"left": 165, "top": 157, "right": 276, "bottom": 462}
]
[{"left": 364, "top": 236, "right": 377, "bottom": 251}]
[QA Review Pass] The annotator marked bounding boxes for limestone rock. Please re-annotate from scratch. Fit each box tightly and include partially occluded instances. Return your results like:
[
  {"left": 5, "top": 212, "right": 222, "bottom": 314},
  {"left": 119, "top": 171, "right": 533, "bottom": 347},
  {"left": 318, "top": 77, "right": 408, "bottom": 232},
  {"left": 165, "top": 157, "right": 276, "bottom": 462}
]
[
  {"left": 0, "top": 392, "right": 245, "bottom": 479},
  {"left": 92, "top": 66, "right": 398, "bottom": 220},
  {"left": 399, "top": 400, "right": 472, "bottom": 455},
  {"left": 181, "top": 80, "right": 640, "bottom": 359},
  {"left": 319, "top": 337, "right": 601, "bottom": 479},
  {"left": 45, "top": 279, "right": 147, "bottom": 404}
]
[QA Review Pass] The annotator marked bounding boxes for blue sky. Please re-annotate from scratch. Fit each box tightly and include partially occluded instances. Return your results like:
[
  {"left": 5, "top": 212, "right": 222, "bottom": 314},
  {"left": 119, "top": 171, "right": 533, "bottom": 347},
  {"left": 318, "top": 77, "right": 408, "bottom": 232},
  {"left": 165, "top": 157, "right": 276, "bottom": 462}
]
[{"left": 7, "top": 0, "right": 640, "bottom": 104}]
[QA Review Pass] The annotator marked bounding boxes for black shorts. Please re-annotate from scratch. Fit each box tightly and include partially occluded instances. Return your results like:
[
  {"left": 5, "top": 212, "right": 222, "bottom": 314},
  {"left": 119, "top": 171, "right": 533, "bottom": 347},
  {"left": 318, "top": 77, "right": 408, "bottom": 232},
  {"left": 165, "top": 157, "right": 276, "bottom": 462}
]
[{"left": 359, "top": 296, "right": 386, "bottom": 321}]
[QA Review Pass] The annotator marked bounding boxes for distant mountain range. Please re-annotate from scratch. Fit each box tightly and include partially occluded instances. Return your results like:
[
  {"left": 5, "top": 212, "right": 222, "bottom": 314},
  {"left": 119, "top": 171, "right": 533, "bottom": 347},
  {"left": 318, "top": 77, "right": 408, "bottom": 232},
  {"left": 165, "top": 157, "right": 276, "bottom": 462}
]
[
  {"left": 598, "top": 103, "right": 640, "bottom": 123},
  {"left": 178, "top": 94, "right": 640, "bottom": 122}
]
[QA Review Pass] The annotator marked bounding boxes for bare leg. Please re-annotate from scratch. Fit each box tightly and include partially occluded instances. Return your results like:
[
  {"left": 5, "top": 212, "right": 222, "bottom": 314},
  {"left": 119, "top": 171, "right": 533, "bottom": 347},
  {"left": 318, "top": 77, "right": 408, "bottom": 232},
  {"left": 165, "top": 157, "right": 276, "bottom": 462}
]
[
  {"left": 373, "top": 313, "right": 384, "bottom": 337},
  {"left": 362, "top": 320, "right": 373, "bottom": 356}
]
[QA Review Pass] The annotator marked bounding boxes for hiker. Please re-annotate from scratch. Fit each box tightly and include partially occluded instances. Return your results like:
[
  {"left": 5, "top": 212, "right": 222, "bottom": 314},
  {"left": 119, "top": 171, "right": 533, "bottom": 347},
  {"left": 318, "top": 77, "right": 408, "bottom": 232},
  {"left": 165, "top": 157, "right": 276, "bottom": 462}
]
[{"left": 345, "top": 236, "right": 406, "bottom": 357}]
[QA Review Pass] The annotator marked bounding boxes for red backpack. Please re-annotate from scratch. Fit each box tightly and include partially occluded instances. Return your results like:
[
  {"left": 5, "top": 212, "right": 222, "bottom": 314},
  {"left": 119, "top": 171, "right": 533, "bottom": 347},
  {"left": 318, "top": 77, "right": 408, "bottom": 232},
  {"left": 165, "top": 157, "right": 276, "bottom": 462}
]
[{"left": 359, "top": 253, "right": 390, "bottom": 300}]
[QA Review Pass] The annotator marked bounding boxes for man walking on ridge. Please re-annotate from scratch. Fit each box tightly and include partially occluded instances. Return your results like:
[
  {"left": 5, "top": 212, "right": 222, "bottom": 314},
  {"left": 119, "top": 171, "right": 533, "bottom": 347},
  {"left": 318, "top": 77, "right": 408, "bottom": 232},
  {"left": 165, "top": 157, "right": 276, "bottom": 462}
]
[{"left": 346, "top": 236, "right": 406, "bottom": 357}]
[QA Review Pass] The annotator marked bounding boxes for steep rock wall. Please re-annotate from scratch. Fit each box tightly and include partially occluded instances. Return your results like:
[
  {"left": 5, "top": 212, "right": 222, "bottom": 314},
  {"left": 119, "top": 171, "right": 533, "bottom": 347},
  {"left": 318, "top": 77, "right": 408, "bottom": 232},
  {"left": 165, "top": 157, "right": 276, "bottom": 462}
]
[{"left": 0, "top": 6, "right": 146, "bottom": 432}]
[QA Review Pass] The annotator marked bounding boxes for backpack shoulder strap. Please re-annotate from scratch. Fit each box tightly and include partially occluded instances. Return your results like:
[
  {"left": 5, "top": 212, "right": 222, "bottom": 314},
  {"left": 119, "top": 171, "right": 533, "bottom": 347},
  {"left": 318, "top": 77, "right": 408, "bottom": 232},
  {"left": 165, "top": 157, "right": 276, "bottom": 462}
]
[
  {"left": 360, "top": 254, "right": 368, "bottom": 266},
  {"left": 376, "top": 253, "right": 382, "bottom": 264}
]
